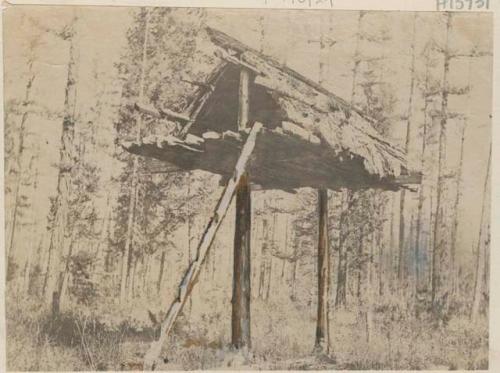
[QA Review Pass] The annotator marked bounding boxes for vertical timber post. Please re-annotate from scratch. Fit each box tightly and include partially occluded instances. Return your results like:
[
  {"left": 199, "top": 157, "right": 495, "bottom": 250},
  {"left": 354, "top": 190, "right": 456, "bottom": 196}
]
[
  {"left": 315, "top": 188, "right": 330, "bottom": 355},
  {"left": 232, "top": 67, "right": 252, "bottom": 350},
  {"left": 238, "top": 68, "right": 250, "bottom": 131},
  {"left": 232, "top": 173, "right": 252, "bottom": 349}
]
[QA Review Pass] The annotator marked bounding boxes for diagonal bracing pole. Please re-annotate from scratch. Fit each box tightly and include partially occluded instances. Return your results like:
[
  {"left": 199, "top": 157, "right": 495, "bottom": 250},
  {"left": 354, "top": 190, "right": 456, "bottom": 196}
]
[{"left": 144, "top": 122, "right": 263, "bottom": 370}]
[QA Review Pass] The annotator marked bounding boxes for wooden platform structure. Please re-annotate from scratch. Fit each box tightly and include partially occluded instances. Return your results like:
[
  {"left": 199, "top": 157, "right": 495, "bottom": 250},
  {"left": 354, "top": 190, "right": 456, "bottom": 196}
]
[{"left": 122, "top": 27, "right": 420, "bottom": 369}]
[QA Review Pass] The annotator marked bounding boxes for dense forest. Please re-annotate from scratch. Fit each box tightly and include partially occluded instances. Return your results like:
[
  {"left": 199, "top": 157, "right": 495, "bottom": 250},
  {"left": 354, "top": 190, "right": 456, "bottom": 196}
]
[{"left": 4, "top": 6, "right": 492, "bottom": 371}]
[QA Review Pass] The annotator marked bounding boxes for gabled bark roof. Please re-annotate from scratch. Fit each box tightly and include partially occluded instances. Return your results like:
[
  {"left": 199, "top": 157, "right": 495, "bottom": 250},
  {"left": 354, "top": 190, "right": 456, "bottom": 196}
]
[
  {"left": 201, "top": 27, "right": 407, "bottom": 178},
  {"left": 123, "top": 27, "right": 419, "bottom": 189}
]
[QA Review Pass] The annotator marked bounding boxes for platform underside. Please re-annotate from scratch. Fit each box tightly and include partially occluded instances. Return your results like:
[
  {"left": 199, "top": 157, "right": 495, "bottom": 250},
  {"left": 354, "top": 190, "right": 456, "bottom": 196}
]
[{"left": 123, "top": 128, "right": 420, "bottom": 192}]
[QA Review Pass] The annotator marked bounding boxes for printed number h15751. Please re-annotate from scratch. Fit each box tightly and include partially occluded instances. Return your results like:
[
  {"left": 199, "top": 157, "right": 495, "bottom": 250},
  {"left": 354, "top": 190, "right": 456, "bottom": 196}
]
[{"left": 437, "top": 0, "right": 489, "bottom": 10}]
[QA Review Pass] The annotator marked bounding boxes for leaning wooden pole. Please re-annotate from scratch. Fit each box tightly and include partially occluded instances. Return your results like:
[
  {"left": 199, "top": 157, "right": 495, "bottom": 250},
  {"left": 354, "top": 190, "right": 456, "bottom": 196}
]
[
  {"left": 315, "top": 188, "right": 330, "bottom": 355},
  {"left": 143, "top": 122, "right": 263, "bottom": 370}
]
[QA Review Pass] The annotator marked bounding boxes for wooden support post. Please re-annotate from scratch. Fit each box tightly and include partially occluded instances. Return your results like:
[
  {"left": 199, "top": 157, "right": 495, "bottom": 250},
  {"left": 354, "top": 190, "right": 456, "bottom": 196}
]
[
  {"left": 238, "top": 68, "right": 250, "bottom": 131},
  {"left": 143, "top": 123, "right": 263, "bottom": 370},
  {"left": 232, "top": 172, "right": 252, "bottom": 349},
  {"left": 232, "top": 66, "right": 252, "bottom": 350},
  {"left": 315, "top": 188, "right": 330, "bottom": 355}
]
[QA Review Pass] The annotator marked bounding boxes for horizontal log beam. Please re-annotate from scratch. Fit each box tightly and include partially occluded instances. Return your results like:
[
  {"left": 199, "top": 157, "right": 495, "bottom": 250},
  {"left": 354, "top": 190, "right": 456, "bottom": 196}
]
[
  {"left": 280, "top": 121, "right": 321, "bottom": 145},
  {"left": 391, "top": 173, "right": 422, "bottom": 185},
  {"left": 180, "top": 77, "right": 215, "bottom": 92},
  {"left": 134, "top": 102, "right": 162, "bottom": 119},
  {"left": 215, "top": 49, "right": 264, "bottom": 76},
  {"left": 134, "top": 102, "right": 193, "bottom": 123},
  {"left": 160, "top": 107, "right": 193, "bottom": 123}
]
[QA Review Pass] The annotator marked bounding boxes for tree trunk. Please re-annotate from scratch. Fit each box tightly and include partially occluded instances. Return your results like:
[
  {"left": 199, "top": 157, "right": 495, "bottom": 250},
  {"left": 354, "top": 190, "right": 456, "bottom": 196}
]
[
  {"left": 389, "top": 194, "right": 397, "bottom": 294},
  {"left": 6, "top": 58, "right": 36, "bottom": 267},
  {"left": 414, "top": 61, "right": 431, "bottom": 295},
  {"left": 335, "top": 240, "right": 347, "bottom": 308},
  {"left": 431, "top": 13, "right": 452, "bottom": 313},
  {"left": 157, "top": 249, "right": 166, "bottom": 294},
  {"left": 365, "top": 232, "right": 375, "bottom": 344},
  {"left": 450, "top": 121, "right": 466, "bottom": 297},
  {"left": 120, "top": 8, "right": 150, "bottom": 304},
  {"left": 57, "top": 229, "right": 78, "bottom": 307},
  {"left": 357, "top": 227, "right": 364, "bottom": 301},
  {"left": 315, "top": 188, "right": 330, "bottom": 355},
  {"left": 281, "top": 216, "right": 289, "bottom": 281},
  {"left": 45, "top": 22, "right": 79, "bottom": 310},
  {"left": 258, "top": 218, "right": 269, "bottom": 299},
  {"left": 398, "top": 13, "right": 417, "bottom": 290},
  {"left": 397, "top": 192, "right": 406, "bottom": 286},
  {"left": 427, "top": 194, "right": 434, "bottom": 291},
  {"left": 14, "top": 154, "right": 38, "bottom": 295},
  {"left": 408, "top": 213, "right": 416, "bottom": 301},
  {"left": 337, "top": 11, "right": 364, "bottom": 306},
  {"left": 265, "top": 213, "right": 277, "bottom": 301},
  {"left": 291, "top": 243, "right": 299, "bottom": 300},
  {"left": 142, "top": 255, "right": 150, "bottom": 298},
  {"left": 471, "top": 146, "right": 491, "bottom": 322},
  {"left": 450, "top": 55, "right": 473, "bottom": 299},
  {"left": 378, "top": 229, "right": 384, "bottom": 297},
  {"left": 128, "top": 255, "right": 138, "bottom": 300},
  {"left": 335, "top": 192, "right": 349, "bottom": 308},
  {"left": 93, "top": 192, "right": 111, "bottom": 277},
  {"left": 120, "top": 173, "right": 139, "bottom": 303}
]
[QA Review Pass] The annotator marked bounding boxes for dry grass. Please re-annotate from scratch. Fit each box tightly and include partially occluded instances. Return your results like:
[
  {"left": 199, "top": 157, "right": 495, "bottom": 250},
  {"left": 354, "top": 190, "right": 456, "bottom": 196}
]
[{"left": 6, "top": 296, "right": 488, "bottom": 371}]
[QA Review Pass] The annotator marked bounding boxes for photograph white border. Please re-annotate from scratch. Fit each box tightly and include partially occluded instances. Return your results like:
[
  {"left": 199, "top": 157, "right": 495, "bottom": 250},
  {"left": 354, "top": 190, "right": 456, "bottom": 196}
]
[{"left": 0, "top": 1, "right": 497, "bottom": 372}]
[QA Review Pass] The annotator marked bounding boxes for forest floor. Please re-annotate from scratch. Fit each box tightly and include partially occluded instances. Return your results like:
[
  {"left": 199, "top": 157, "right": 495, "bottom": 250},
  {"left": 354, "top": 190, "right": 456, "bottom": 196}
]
[{"left": 6, "top": 297, "right": 489, "bottom": 371}]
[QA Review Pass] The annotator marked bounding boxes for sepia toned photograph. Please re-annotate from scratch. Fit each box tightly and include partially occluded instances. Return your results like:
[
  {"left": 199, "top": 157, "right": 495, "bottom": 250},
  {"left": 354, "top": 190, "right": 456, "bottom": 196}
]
[{"left": 3, "top": 4, "right": 493, "bottom": 371}]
